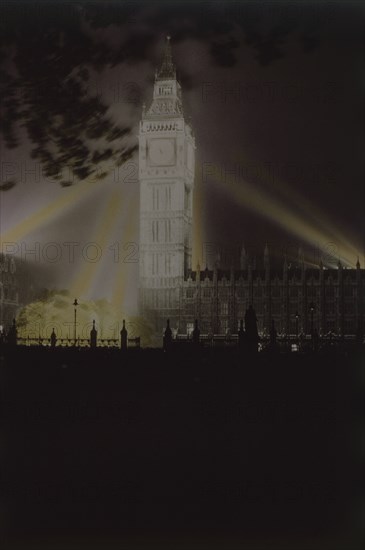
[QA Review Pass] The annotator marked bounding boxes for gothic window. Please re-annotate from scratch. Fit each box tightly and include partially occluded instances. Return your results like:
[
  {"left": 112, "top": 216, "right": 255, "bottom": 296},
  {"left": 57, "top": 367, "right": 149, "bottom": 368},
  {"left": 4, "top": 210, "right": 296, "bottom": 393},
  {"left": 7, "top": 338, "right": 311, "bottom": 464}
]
[
  {"left": 220, "top": 302, "right": 228, "bottom": 315},
  {"left": 165, "top": 255, "right": 171, "bottom": 275},
  {"left": 152, "top": 188, "right": 159, "bottom": 210},
  {"left": 164, "top": 219, "right": 171, "bottom": 242},
  {"left": 236, "top": 288, "right": 245, "bottom": 299},
  {"left": 186, "top": 288, "right": 195, "bottom": 299},
  {"left": 152, "top": 254, "right": 159, "bottom": 275},
  {"left": 221, "top": 319, "right": 228, "bottom": 333},
  {"left": 203, "top": 288, "right": 211, "bottom": 298},
  {"left": 200, "top": 321, "right": 208, "bottom": 333},
  {"left": 220, "top": 289, "right": 229, "bottom": 299},
  {"left": 151, "top": 220, "right": 159, "bottom": 243}
]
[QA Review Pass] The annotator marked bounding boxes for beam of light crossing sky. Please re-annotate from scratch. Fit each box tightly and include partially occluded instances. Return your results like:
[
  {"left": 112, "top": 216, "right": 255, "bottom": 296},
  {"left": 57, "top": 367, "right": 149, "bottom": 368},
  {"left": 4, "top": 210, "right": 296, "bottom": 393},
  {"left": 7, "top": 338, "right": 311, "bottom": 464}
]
[{"left": 209, "top": 171, "right": 358, "bottom": 268}]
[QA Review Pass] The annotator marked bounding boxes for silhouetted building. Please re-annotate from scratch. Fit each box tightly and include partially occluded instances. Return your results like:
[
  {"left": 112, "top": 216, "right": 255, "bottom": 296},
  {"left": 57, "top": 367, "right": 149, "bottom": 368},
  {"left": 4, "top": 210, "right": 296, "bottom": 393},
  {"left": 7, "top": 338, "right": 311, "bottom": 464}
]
[
  {"left": 0, "top": 255, "right": 20, "bottom": 331},
  {"left": 50, "top": 328, "right": 57, "bottom": 348},
  {"left": 7, "top": 318, "right": 17, "bottom": 346},
  {"left": 163, "top": 319, "right": 172, "bottom": 351},
  {"left": 138, "top": 38, "right": 365, "bottom": 338},
  {"left": 0, "top": 252, "right": 49, "bottom": 333}
]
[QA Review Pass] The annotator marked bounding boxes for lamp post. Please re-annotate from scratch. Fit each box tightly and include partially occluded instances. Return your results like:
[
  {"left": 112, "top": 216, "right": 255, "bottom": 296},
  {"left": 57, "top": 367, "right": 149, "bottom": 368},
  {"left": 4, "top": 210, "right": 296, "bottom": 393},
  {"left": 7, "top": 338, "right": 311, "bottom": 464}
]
[{"left": 73, "top": 298, "right": 78, "bottom": 346}]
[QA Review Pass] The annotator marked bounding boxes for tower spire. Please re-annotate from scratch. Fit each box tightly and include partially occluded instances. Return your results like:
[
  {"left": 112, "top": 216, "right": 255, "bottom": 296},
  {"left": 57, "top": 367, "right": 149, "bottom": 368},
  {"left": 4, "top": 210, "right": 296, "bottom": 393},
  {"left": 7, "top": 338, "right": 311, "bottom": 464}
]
[{"left": 156, "top": 35, "right": 176, "bottom": 80}]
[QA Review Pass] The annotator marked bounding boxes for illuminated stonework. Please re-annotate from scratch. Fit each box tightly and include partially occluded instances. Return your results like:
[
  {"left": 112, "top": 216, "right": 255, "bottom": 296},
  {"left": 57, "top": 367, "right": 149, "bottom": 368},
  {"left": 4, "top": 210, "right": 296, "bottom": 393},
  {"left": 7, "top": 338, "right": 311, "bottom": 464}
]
[
  {"left": 139, "top": 38, "right": 365, "bottom": 336},
  {"left": 0, "top": 254, "right": 21, "bottom": 329},
  {"left": 138, "top": 36, "right": 195, "bottom": 330}
]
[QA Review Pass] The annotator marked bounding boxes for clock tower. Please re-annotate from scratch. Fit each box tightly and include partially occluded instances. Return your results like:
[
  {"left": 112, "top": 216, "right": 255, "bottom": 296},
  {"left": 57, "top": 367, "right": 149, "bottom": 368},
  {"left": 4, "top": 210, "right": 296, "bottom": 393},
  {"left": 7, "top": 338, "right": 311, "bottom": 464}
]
[{"left": 138, "top": 36, "right": 195, "bottom": 332}]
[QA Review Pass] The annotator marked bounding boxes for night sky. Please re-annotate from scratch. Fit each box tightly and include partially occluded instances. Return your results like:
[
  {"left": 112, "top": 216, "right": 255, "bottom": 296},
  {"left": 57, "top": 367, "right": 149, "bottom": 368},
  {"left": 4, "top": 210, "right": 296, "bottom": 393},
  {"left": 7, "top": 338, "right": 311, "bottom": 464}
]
[{"left": 0, "top": 0, "right": 364, "bottom": 315}]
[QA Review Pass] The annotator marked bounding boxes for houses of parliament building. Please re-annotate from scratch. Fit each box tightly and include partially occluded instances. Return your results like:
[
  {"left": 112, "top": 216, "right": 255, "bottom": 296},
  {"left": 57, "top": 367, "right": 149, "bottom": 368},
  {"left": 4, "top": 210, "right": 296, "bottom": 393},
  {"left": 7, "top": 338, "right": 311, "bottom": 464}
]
[{"left": 139, "top": 37, "right": 364, "bottom": 337}]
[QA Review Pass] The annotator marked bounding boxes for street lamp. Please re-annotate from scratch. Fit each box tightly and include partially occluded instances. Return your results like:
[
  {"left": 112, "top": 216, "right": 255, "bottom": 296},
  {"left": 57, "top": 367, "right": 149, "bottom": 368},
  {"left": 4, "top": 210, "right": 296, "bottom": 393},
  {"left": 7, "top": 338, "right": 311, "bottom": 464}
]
[{"left": 73, "top": 298, "right": 78, "bottom": 346}]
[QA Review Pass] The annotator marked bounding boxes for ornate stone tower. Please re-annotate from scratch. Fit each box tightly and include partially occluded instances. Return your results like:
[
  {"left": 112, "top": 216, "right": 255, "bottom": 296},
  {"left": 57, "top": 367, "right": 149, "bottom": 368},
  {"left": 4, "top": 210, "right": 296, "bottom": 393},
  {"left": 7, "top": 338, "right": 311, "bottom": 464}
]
[{"left": 138, "top": 36, "right": 195, "bottom": 332}]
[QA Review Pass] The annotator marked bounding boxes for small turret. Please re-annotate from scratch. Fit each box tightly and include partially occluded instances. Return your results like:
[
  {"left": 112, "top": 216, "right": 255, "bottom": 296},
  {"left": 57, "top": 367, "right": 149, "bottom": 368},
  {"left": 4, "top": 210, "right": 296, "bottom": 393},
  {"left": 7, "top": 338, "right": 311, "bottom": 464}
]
[
  {"left": 120, "top": 319, "right": 128, "bottom": 349},
  {"left": 90, "top": 319, "right": 97, "bottom": 349},
  {"left": 50, "top": 328, "right": 57, "bottom": 348},
  {"left": 163, "top": 319, "right": 172, "bottom": 351}
]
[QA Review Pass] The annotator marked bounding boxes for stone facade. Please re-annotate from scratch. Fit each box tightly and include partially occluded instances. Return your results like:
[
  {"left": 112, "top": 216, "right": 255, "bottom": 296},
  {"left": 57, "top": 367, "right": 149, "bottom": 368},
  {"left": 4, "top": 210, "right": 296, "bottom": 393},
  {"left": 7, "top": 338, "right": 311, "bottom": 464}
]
[
  {"left": 180, "top": 258, "right": 364, "bottom": 337},
  {"left": 0, "top": 254, "right": 21, "bottom": 330},
  {"left": 139, "top": 38, "right": 364, "bottom": 337}
]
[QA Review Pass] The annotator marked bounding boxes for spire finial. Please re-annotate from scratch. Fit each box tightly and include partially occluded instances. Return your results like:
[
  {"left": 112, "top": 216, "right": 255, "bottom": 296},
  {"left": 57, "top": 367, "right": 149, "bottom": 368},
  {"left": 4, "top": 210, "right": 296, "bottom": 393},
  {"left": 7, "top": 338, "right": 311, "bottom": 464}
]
[{"left": 156, "top": 35, "right": 176, "bottom": 80}]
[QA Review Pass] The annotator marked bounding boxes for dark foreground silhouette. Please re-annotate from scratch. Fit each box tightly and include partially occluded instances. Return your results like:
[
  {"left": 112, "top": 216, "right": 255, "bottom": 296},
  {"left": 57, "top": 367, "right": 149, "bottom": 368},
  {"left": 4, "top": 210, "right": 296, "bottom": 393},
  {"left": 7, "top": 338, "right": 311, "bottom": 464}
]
[{"left": 0, "top": 347, "right": 363, "bottom": 550}]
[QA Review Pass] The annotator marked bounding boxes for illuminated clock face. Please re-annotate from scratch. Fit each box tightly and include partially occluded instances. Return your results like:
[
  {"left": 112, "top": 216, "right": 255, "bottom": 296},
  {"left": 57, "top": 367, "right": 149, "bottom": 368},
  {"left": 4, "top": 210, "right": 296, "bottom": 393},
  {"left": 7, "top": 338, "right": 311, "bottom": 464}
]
[{"left": 149, "top": 139, "right": 175, "bottom": 166}]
